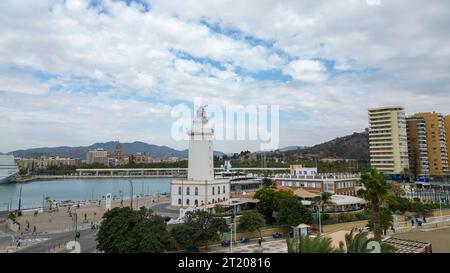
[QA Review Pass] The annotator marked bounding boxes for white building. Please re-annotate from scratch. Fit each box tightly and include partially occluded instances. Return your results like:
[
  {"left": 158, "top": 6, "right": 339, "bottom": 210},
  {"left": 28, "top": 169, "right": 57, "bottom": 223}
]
[
  {"left": 290, "top": 165, "right": 318, "bottom": 176},
  {"left": 170, "top": 106, "right": 230, "bottom": 207},
  {"left": 86, "top": 148, "right": 108, "bottom": 166},
  {"left": 368, "top": 106, "right": 409, "bottom": 174}
]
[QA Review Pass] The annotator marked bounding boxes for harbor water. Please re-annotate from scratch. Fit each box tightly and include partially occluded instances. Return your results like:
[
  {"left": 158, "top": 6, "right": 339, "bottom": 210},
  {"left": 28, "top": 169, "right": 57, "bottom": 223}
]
[{"left": 0, "top": 178, "right": 171, "bottom": 211}]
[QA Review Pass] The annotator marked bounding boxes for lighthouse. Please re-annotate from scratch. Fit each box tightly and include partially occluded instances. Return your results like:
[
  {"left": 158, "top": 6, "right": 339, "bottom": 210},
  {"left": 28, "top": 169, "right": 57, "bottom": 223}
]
[
  {"left": 171, "top": 106, "right": 230, "bottom": 208},
  {"left": 187, "top": 106, "right": 214, "bottom": 181}
]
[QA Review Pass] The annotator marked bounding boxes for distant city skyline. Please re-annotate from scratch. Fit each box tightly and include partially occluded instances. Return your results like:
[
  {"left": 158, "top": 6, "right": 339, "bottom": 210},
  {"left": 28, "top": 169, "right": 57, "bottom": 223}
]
[{"left": 1, "top": 0, "right": 449, "bottom": 153}]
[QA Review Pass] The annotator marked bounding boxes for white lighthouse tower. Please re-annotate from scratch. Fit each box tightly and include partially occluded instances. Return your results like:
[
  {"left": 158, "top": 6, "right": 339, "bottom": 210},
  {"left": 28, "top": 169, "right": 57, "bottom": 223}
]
[
  {"left": 187, "top": 106, "right": 214, "bottom": 181},
  {"left": 171, "top": 106, "right": 230, "bottom": 208}
]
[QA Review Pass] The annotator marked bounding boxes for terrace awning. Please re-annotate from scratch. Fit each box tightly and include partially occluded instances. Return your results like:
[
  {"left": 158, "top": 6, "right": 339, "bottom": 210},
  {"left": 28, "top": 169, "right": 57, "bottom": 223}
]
[{"left": 293, "top": 188, "right": 321, "bottom": 199}]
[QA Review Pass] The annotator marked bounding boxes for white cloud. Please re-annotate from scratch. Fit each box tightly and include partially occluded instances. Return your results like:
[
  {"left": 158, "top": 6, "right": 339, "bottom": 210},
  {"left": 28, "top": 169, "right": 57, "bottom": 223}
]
[
  {"left": 283, "top": 60, "right": 327, "bottom": 82},
  {"left": 0, "top": 75, "right": 51, "bottom": 95},
  {"left": 0, "top": 0, "right": 449, "bottom": 152}
]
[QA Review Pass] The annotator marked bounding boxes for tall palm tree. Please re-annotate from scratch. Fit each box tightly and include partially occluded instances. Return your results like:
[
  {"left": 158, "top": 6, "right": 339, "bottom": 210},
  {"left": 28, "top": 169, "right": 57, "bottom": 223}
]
[
  {"left": 312, "top": 192, "right": 334, "bottom": 212},
  {"left": 358, "top": 169, "right": 393, "bottom": 240}
]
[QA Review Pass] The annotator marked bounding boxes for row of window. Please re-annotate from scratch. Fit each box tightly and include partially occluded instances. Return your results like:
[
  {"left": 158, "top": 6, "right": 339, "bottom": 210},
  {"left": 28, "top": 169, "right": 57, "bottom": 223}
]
[
  {"left": 177, "top": 197, "right": 227, "bottom": 206},
  {"left": 281, "top": 181, "right": 321, "bottom": 188},
  {"left": 177, "top": 185, "right": 227, "bottom": 196},
  {"left": 335, "top": 181, "right": 355, "bottom": 189}
]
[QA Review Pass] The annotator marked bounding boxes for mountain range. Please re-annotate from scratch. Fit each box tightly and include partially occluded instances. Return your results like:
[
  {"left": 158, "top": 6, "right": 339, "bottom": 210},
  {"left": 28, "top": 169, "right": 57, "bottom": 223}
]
[
  {"left": 8, "top": 141, "right": 191, "bottom": 160},
  {"left": 282, "top": 130, "right": 369, "bottom": 161},
  {"left": 5, "top": 130, "right": 369, "bottom": 161}
]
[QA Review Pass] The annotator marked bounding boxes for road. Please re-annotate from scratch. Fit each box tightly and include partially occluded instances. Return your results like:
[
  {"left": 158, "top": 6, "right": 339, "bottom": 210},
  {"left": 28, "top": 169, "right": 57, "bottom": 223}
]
[
  {"left": 16, "top": 228, "right": 98, "bottom": 253},
  {"left": 149, "top": 201, "right": 179, "bottom": 219}
]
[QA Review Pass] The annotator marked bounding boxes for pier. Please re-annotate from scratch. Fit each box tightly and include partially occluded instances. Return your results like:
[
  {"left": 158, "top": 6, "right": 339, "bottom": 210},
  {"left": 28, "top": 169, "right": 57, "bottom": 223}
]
[{"left": 13, "top": 167, "right": 290, "bottom": 183}]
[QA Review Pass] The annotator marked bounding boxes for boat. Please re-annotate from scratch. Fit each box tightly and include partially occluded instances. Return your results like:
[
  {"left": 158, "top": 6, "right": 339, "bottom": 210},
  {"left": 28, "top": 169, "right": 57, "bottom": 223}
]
[{"left": 0, "top": 154, "right": 19, "bottom": 184}]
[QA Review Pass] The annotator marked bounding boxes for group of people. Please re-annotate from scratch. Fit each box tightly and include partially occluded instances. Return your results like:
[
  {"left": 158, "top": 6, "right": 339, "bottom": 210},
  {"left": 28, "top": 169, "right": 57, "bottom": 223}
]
[{"left": 24, "top": 220, "right": 37, "bottom": 235}]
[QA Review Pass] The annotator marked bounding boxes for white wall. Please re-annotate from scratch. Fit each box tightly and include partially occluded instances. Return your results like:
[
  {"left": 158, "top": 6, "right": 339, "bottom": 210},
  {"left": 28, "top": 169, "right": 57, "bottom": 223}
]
[
  {"left": 171, "top": 180, "right": 230, "bottom": 207},
  {"left": 187, "top": 139, "right": 214, "bottom": 181},
  {"left": 291, "top": 167, "right": 318, "bottom": 176}
]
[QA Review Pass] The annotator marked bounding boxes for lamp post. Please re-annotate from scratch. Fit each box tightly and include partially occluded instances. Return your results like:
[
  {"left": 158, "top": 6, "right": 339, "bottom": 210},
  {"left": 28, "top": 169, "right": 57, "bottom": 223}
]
[
  {"left": 128, "top": 180, "right": 134, "bottom": 209},
  {"left": 17, "top": 184, "right": 23, "bottom": 215},
  {"left": 440, "top": 185, "right": 444, "bottom": 221},
  {"left": 73, "top": 212, "right": 78, "bottom": 238},
  {"left": 317, "top": 205, "right": 322, "bottom": 236}
]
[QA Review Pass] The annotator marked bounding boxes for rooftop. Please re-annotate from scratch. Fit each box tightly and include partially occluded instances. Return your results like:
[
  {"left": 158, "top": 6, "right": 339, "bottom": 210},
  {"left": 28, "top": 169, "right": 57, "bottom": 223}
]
[{"left": 382, "top": 237, "right": 432, "bottom": 253}]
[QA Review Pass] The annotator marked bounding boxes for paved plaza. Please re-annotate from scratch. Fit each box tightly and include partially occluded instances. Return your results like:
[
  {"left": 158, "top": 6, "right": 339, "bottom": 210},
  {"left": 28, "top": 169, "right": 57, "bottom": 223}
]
[
  {"left": 14, "top": 195, "right": 169, "bottom": 233},
  {"left": 211, "top": 238, "right": 287, "bottom": 253}
]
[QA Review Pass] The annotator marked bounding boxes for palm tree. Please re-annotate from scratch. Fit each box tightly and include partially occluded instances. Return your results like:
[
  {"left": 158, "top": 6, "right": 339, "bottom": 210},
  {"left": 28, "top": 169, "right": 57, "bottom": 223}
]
[
  {"left": 344, "top": 229, "right": 396, "bottom": 253},
  {"left": 312, "top": 192, "right": 334, "bottom": 213},
  {"left": 286, "top": 235, "right": 343, "bottom": 253},
  {"left": 44, "top": 196, "right": 53, "bottom": 210},
  {"left": 312, "top": 192, "right": 334, "bottom": 230},
  {"left": 358, "top": 169, "right": 393, "bottom": 240}
]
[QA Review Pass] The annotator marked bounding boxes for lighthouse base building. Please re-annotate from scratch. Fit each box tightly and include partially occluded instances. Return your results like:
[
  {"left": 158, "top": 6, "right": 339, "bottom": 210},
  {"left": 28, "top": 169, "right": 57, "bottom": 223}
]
[
  {"left": 170, "top": 106, "right": 230, "bottom": 208},
  {"left": 171, "top": 179, "right": 230, "bottom": 207}
]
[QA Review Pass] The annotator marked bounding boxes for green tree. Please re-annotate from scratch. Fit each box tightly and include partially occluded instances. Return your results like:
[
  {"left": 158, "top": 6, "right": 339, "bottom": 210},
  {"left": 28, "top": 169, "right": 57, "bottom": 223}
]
[
  {"left": 97, "top": 207, "right": 172, "bottom": 253},
  {"left": 254, "top": 187, "right": 278, "bottom": 223},
  {"left": 344, "top": 229, "right": 395, "bottom": 253},
  {"left": 277, "top": 198, "right": 313, "bottom": 227},
  {"left": 358, "top": 169, "right": 393, "bottom": 240},
  {"left": 183, "top": 210, "right": 227, "bottom": 250},
  {"left": 170, "top": 223, "right": 196, "bottom": 250},
  {"left": 262, "top": 177, "right": 275, "bottom": 187},
  {"left": 367, "top": 206, "right": 393, "bottom": 236},
  {"left": 238, "top": 211, "right": 265, "bottom": 240},
  {"left": 286, "top": 236, "right": 342, "bottom": 253},
  {"left": 312, "top": 192, "right": 334, "bottom": 213}
]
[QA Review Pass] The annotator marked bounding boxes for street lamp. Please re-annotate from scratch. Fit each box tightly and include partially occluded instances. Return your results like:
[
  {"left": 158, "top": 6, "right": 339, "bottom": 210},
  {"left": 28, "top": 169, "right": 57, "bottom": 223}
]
[
  {"left": 128, "top": 180, "right": 134, "bottom": 209},
  {"left": 74, "top": 212, "right": 77, "bottom": 230},
  {"left": 440, "top": 185, "right": 444, "bottom": 221},
  {"left": 17, "top": 184, "right": 23, "bottom": 215},
  {"left": 317, "top": 205, "right": 322, "bottom": 236}
]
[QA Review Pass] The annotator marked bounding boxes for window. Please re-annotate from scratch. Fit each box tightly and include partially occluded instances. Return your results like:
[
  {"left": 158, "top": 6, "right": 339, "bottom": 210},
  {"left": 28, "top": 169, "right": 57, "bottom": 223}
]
[
  {"left": 186, "top": 187, "right": 190, "bottom": 195},
  {"left": 178, "top": 187, "right": 182, "bottom": 195},
  {"left": 218, "top": 186, "right": 220, "bottom": 194},
  {"left": 212, "top": 187, "right": 215, "bottom": 195},
  {"left": 223, "top": 186, "right": 226, "bottom": 194},
  {"left": 195, "top": 187, "right": 198, "bottom": 196},
  {"left": 195, "top": 200, "right": 198, "bottom": 206},
  {"left": 178, "top": 198, "right": 181, "bottom": 205},
  {"left": 186, "top": 199, "right": 190, "bottom": 205}
]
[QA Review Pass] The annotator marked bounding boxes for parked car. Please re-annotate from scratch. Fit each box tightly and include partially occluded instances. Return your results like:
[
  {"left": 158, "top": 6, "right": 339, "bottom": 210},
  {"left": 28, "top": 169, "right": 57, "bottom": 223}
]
[
  {"left": 272, "top": 232, "right": 283, "bottom": 239},
  {"left": 186, "top": 245, "right": 199, "bottom": 253},
  {"left": 240, "top": 237, "right": 250, "bottom": 244},
  {"left": 221, "top": 240, "right": 230, "bottom": 247}
]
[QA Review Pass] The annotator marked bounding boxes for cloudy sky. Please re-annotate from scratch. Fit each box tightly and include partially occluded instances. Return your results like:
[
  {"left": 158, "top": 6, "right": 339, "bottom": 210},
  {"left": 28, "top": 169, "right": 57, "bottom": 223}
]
[{"left": 0, "top": 0, "right": 449, "bottom": 153}]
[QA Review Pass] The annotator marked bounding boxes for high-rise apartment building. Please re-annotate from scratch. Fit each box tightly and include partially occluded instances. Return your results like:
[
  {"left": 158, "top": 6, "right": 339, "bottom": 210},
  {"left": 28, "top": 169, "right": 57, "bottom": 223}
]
[
  {"left": 368, "top": 106, "right": 409, "bottom": 174},
  {"left": 86, "top": 148, "right": 108, "bottom": 166},
  {"left": 409, "top": 113, "right": 449, "bottom": 176},
  {"left": 446, "top": 115, "right": 450, "bottom": 166},
  {"left": 406, "top": 117, "right": 429, "bottom": 177}
]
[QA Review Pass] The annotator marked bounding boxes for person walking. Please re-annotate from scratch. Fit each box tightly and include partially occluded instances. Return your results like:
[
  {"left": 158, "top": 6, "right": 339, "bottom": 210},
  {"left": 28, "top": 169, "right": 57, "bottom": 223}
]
[
  {"left": 32, "top": 226, "right": 37, "bottom": 236},
  {"left": 48, "top": 214, "right": 52, "bottom": 223},
  {"left": 258, "top": 238, "right": 262, "bottom": 249}
]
